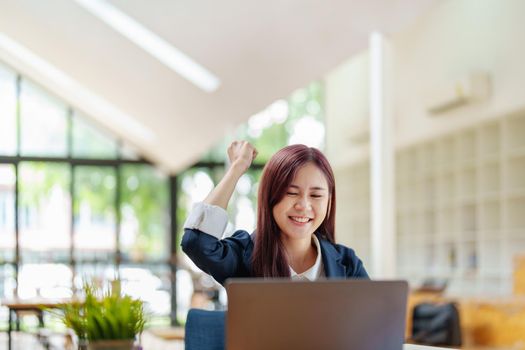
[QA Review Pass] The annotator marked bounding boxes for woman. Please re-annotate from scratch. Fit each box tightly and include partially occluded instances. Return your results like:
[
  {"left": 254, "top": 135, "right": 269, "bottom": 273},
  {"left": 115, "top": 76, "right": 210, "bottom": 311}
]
[{"left": 182, "top": 141, "right": 368, "bottom": 285}]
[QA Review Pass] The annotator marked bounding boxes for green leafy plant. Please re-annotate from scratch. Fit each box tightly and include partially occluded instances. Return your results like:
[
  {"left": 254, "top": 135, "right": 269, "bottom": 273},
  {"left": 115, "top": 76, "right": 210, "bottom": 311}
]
[{"left": 58, "top": 283, "right": 146, "bottom": 343}]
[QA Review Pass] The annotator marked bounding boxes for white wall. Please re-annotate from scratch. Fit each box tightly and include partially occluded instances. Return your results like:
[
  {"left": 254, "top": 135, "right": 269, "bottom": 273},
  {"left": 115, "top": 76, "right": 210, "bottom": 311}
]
[
  {"left": 325, "top": 51, "right": 370, "bottom": 167},
  {"left": 324, "top": 0, "right": 525, "bottom": 269},
  {"left": 394, "top": 0, "right": 525, "bottom": 149},
  {"left": 325, "top": 0, "right": 525, "bottom": 163}
]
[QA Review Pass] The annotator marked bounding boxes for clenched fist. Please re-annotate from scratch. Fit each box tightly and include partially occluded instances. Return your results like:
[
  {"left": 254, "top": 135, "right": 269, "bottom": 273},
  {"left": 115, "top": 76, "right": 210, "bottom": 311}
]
[{"left": 228, "top": 141, "right": 258, "bottom": 173}]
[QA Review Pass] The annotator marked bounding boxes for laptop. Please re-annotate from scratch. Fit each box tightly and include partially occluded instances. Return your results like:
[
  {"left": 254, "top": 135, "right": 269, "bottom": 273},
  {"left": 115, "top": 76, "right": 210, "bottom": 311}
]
[{"left": 226, "top": 279, "right": 408, "bottom": 350}]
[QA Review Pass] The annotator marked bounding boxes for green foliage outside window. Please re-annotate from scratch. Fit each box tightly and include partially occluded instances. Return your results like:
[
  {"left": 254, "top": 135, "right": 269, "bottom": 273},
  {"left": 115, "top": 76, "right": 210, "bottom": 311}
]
[
  {"left": 201, "top": 81, "right": 324, "bottom": 163},
  {"left": 18, "top": 162, "right": 70, "bottom": 210},
  {"left": 121, "top": 165, "right": 169, "bottom": 261},
  {"left": 74, "top": 166, "right": 116, "bottom": 221}
]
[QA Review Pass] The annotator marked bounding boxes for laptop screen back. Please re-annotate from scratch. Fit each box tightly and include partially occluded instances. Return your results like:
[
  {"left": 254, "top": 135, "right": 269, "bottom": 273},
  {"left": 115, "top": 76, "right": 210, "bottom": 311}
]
[{"left": 226, "top": 279, "right": 408, "bottom": 350}]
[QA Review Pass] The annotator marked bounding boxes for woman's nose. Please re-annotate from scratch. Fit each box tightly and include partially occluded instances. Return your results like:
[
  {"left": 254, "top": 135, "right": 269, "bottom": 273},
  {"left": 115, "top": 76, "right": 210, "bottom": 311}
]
[{"left": 294, "top": 196, "right": 311, "bottom": 210}]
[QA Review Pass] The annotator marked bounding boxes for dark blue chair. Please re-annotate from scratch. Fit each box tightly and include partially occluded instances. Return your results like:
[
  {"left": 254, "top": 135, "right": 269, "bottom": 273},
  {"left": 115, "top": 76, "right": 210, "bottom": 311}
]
[
  {"left": 184, "top": 308, "right": 226, "bottom": 350},
  {"left": 411, "top": 302, "right": 462, "bottom": 347}
]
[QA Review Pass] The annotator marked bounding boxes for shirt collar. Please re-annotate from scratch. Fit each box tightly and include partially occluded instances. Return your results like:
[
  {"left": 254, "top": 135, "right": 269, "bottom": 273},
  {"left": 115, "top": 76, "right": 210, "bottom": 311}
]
[{"left": 290, "top": 235, "right": 323, "bottom": 281}]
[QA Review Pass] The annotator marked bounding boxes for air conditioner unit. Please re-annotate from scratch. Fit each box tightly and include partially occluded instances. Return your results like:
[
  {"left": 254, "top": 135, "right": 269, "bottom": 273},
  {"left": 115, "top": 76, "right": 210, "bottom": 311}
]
[{"left": 426, "top": 72, "right": 491, "bottom": 115}]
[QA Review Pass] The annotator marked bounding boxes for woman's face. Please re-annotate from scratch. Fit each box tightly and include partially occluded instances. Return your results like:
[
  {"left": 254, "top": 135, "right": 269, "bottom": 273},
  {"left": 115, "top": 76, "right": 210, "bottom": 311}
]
[{"left": 272, "top": 162, "right": 330, "bottom": 241}]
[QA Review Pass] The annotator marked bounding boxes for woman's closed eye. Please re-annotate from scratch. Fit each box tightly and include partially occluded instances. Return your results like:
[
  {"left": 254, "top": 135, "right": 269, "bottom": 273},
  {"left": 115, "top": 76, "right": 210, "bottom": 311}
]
[{"left": 286, "top": 192, "right": 324, "bottom": 198}]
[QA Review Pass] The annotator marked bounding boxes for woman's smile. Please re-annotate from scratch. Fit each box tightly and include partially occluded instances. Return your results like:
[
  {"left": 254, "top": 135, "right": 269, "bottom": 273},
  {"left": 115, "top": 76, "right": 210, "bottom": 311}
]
[{"left": 289, "top": 216, "right": 312, "bottom": 224}]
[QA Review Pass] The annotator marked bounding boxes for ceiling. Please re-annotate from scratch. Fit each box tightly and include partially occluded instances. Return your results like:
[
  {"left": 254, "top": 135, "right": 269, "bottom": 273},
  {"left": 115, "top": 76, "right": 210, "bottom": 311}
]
[{"left": 0, "top": 0, "right": 436, "bottom": 173}]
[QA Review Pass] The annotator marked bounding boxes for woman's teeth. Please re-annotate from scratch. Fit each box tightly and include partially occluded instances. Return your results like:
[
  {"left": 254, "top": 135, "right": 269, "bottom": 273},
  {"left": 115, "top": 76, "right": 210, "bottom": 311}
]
[{"left": 290, "top": 216, "right": 310, "bottom": 223}]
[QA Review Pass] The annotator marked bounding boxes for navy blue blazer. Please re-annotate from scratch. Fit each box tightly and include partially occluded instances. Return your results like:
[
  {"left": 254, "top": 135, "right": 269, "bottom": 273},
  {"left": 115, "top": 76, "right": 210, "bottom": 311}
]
[{"left": 181, "top": 228, "right": 369, "bottom": 285}]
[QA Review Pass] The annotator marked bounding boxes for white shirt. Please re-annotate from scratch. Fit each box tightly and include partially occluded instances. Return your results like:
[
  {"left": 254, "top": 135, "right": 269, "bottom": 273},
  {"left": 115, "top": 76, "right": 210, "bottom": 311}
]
[
  {"left": 289, "top": 234, "right": 324, "bottom": 281},
  {"left": 184, "top": 202, "right": 324, "bottom": 280}
]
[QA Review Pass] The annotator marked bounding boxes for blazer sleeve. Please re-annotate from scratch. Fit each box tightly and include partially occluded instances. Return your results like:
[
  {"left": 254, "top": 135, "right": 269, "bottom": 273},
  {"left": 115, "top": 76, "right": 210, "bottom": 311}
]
[
  {"left": 349, "top": 253, "right": 369, "bottom": 279},
  {"left": 342, "top": 247, "right": 370, "bottom": 279},
  {"left": 181, "top": 228, "right": 253, "bottom": 285}
]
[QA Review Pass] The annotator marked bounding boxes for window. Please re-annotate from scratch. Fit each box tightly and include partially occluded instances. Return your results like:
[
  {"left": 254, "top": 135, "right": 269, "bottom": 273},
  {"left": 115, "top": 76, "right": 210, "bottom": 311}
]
[
  {"left": 19, "top": 81, "right": 68, "bottom": 157},
  {"left": 0, "top": 67, "right": 175, "bottom": 327},
  {"left": 121, "top": 165, "right": 169, "bottom": 262},
  {"left": 19, "top": 162, "right": 71, "bottom": 262},
  {"left": 0, "top": 165, "right": 15, "bottom": 262},
  {"left": 0, "top": 64, "right": 17, "bottom": 156},
  {"left": 73, "top": 166, "right": 116, "bottom": 263},
  {"left": 72, "top": 113, "right": 118, "bottom": 159},
  {"left": 0, "top": 60, "right": 325, "bottom": 326}
]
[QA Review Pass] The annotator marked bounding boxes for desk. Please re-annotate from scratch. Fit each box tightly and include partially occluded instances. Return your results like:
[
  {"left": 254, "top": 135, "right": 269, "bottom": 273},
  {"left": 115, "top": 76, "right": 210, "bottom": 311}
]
[
  {"left": 408, "top": 291, "right": 525, "bottom": 348},
  {"left": 2, "top": 298, "right": 69, "bottom": 350},
  {"left": 404, "top": 345, "right": 456, "bottom": 350},
  {"left": 148, "top": 327, "right": 185, "bottom": 341}
]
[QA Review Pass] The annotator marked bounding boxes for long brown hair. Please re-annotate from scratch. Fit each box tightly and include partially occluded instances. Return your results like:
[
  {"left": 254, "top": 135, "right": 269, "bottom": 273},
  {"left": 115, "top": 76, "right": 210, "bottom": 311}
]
[{"left": 251, "top": 144, "right": 336, "bottom": 278}]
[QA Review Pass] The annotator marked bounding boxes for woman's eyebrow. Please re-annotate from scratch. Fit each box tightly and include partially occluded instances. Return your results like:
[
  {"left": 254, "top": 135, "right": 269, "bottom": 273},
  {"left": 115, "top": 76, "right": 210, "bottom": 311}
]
[{"left": 289, "top": 184, "right": 327, "bottom": 191}]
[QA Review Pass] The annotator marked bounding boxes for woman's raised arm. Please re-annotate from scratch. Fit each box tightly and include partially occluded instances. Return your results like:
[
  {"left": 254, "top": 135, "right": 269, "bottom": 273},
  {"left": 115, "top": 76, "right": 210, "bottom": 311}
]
[
  {"left": 203, "top": 140, "right": 257, "bottom": 209},
  {"left": 181, "top": 141, "right": 258, "bottom": 284}
]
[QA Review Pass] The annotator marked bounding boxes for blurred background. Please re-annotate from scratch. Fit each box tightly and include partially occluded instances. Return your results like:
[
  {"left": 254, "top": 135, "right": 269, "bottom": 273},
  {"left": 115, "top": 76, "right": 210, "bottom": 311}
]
[{"left": 0, "top": 0, "right": 524, "bottom": 349}]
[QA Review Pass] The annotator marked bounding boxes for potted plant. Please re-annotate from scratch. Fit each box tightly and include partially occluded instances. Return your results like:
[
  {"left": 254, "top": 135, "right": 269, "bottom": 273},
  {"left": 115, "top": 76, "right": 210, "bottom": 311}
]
[{"left": 58, "top": 282, "right": 146, "bottom": 350}]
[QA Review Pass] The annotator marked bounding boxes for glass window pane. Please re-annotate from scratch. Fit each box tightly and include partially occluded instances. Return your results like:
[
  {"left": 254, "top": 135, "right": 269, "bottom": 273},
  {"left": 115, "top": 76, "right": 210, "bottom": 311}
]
[
  {"left": 0, "top": 264, "right": 16, "bottom": 328},
  {"left": 0, "top": 64, "right": 17, "bottom": 156},
  {"left": 20, "top": 80, "right": 68, "bottom": 157},
  {"left": 72, "top": 113, "right": 118, "bottom": 159},
  {"left": 177, "top": 167, "right": 259, "bottom": 250},
  {"left": 0, "top": 165, "right": 16, "bottom": 262},
  {"left": 120, "top": 165, "right": 169, "bottom": 262},
  {"left": 228, "top": 169, "right": 261, "bottom": 235},
  {"left": 286, "top": 82, "right": 325, "bottom": 149},
  {"left": 239, "top": 100, "right": 289, "bottom": 163},
  {"left": 177, "top": 168, "right": 215, "bottom": 250},
  {"left": 119, "top": 264, "right": 171, "bottom": 321},
  {"left": 19, "top": 162, "right": 71, "bottom": 262},
  {"left": 199, "top": 82, "right": 324, "bottom": 164},
  {"left": 0, "top": 264, "right": 16, "bottom": 299},
  {"left": 18, "top": 263, "right": 73, "bottom": 299},
  {"left": 73, "top": 166, "right": 116, "bottom": 263},
  {"left": 200, "top": 140, "right": 228, "bottom": 163},
  {"left": 74, "top": 263, "right": 116, "bottom": 291},
  {"left": 201, "top": 81, "right": 325, "bottom": 165},
  {"left": 175, "top": 266, "right": 195, "bottom": 323},
  {"left": 209, "top": 167, "right": 260, "bottom": 236},
  {"left": 121, "top": 143, "right": 140, "bottom": 161}
]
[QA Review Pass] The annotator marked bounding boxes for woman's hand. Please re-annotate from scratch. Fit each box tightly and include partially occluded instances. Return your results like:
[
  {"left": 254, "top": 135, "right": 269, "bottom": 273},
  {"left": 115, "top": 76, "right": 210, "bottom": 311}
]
[
  {"left": 202, "top": 141, "right": 257, "bottom": 209},
  {"left": 227, "top": 141, "right": 258, "bottom": 173}
]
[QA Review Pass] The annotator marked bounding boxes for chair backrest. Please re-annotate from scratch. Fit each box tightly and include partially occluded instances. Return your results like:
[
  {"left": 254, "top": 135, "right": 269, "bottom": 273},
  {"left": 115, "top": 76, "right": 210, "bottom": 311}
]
[
  {"left": 411, "top": 302, "right": 462, "bottom": 347},
  {"left": 185, "top": 308, "right": 226, "bottom": 350}
]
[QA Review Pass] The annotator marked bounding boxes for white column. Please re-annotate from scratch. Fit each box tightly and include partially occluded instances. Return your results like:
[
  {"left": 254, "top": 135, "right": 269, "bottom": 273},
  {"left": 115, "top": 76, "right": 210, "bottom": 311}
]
[{"left": 369, "top": 32, "right": 396, "bottom": 279}]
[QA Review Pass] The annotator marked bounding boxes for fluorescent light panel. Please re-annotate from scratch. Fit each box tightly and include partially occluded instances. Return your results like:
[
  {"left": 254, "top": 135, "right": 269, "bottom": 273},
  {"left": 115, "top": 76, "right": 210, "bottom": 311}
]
[{"left": 74, "top": 0, "right": 221, "bottom": 92}]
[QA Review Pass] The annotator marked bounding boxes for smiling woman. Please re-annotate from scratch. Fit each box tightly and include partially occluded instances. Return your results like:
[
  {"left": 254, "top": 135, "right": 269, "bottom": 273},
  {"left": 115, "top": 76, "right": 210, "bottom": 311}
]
[
  {"left": 269, "top": 162, "right": 331, "bottom": 275},
  {"left": 181, "top": 141, "right": 369, "bottom": 285}
]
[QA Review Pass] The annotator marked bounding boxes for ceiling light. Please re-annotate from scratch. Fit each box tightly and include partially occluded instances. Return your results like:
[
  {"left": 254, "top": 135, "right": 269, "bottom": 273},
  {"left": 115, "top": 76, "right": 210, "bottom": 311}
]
[{"left": 74, "top": 0, "right": 221, "bottom": 92}]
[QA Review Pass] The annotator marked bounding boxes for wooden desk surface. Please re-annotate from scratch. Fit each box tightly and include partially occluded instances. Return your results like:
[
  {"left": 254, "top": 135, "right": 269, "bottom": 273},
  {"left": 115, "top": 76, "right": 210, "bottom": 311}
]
[
  {"left": 1, "top": 298, "right": 72, "bottom": 310},
  {"left": 404, "top": 345, "right": 456, "bottom": 350},
  {"left": 148, "top": 327, "right": 185, "bottom": 341}
]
